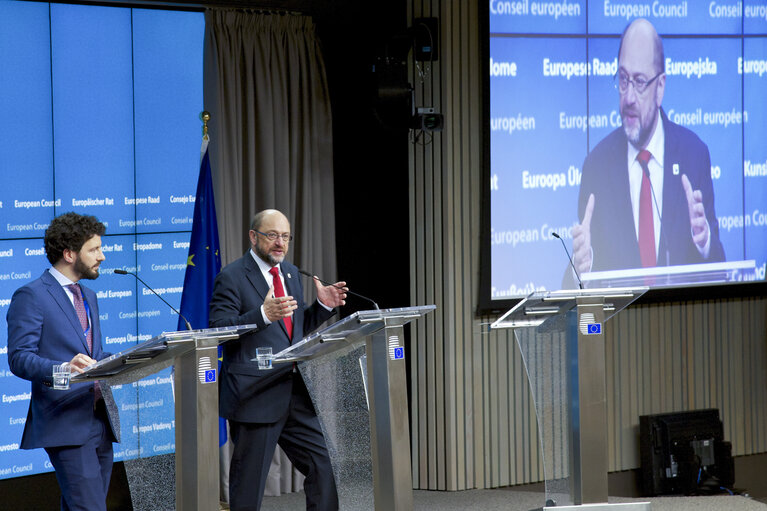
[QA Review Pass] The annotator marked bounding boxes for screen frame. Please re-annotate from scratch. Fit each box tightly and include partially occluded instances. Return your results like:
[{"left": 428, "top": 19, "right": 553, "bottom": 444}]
[{"left": 476, "top": 2, "right": 767, "bottom": 316}]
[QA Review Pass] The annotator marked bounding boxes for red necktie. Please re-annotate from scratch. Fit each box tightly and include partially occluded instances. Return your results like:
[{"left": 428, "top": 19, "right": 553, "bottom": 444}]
[
  {"left": 269, "top": 266, "right": 293, "bottom": 339},
  {"left": 637, "top": 150, "right": 656, "bottom": 268}
]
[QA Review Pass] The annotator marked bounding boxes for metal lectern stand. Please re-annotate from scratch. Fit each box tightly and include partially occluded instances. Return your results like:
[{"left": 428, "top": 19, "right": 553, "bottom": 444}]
[
  {"left": 72, "top": 324, "right": 257, "bottom": 511},
  {"left": 491, "top": 288, "right": 650, "bottom": 511},
  {"left": 272, "top": 305, "right": 435, "bottom": 511}
]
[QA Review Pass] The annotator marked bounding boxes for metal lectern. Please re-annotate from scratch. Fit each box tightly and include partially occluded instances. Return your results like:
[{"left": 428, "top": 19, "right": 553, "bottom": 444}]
[
  {"left": 271, "top": 305, "right": 435, "bottom": 511},
  {"left": 491, "top": 288, "right": 651, "bottom": 511},
  {"left": 72, "top": 324, "right": 257, "bottom": 511}
]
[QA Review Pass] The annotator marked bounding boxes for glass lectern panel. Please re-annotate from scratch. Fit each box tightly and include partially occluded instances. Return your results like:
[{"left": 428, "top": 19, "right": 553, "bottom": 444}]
[
  {"left": 490, "top": 288, "right": 646, "bottom": 508},
  {"left": 271, "top": 305, "right": 435, "bottom": 511}
]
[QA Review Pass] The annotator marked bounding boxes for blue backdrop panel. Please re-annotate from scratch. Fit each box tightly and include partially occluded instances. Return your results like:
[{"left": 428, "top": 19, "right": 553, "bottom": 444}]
[
  {"left": 0, "top": 3, "right": 203, "bottom": 481},
  {"left": 0, "top": 1, "right": 54, "bottom": 239},
  {"left": 133, "top": 9, "right": 205, "bottom": 233},
  {"left": 134, "top": 232, "right": 191, "bottom": 457},
  {"left": 51, "top": 4, "right": 136, "bottom": 232},
  {"left": 134, "top": 236, "right": 191, "bottom": 333}
]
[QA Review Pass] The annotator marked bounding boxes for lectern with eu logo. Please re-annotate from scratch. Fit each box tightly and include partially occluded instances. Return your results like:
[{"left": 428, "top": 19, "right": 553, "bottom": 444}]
[
  {"left": 271, "top": 305, "right": 435, "bottom": 511},
  {"left": 490, "top": 288, "right": 649, "bottom": 511},
  {"left": 72, "top": 325, "right": 257, "bottom": 511}
]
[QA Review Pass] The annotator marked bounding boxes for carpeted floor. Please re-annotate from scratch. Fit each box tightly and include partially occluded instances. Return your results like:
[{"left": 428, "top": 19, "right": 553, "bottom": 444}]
[{"left": 259, "top": 488, "right": 767, "bottom": 511}]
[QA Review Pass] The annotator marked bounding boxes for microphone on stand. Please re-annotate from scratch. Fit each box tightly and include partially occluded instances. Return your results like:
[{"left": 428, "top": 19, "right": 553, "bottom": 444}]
[
  {"left": 551, "top": 232, "right": 583, "bottom": 290},
  {"left": 114, "top": 269, "right": 193, "bottom": 331},
  {"left": 297, "top": 269, "right": 380, "bottom": 310}
]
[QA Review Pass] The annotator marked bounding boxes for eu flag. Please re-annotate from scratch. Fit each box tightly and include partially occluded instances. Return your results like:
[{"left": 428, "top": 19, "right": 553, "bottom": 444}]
[{"left": 178, "top": 136, "right": 226, "bottom": 444}]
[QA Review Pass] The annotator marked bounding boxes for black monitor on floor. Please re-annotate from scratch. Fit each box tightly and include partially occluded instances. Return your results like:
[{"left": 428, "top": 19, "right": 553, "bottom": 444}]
[{"left": 640, "top": 408, "right": 734, "bottom": 496}]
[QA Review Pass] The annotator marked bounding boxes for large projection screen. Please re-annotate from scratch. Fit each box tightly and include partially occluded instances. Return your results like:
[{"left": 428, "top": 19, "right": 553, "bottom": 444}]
[{"left": 483, "top": 0, "right": 767, "bottom": 310}]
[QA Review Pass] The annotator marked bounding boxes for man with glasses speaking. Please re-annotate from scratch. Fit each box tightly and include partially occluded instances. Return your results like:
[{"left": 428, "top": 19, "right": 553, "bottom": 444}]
[
  {"left": 572, "top": 18, "right": 725, "bottom": 279},
  {"left": 209, "top": 209, "right": 347, "bottom": 511}
]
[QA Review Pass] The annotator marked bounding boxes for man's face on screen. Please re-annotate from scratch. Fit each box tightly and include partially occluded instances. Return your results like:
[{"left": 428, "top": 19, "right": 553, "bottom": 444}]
[{"left": 618, "top": 24, "right": 665, "bottom": 149}]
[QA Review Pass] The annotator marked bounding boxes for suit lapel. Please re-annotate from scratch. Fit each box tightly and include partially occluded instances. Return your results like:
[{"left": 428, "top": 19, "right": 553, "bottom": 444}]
[
  {"left": 283, "top": 266, "right": 301, "bottom": 341},
  {"left": 42, "top": 271, "right": 91, "bottom": 355},
  {"left": 660, "top": 112, "right": 686, "bottom": 265},
  {"left": 609, "top": 136, "right": 642, "bottom": 268},
  {"left": 243, "top": 253, "right": 270, "bottom": 301},
  {"left": 283, "top": 266, "right": 296, "bottom": 297}
]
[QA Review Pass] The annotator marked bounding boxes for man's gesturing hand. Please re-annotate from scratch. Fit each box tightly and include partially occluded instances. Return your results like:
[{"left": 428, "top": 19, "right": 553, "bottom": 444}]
[
  {"left": 263, "top": 284, "right": 297, "bottom": 323},
  {"left": 681, "top": 174, "right": 709, "bottom": 250},
  {"left": 315, "top": 277, "right": 347, "bottom": 308},
  {"left": 572, "top": 193, "right": 595, "bottom": 274}
]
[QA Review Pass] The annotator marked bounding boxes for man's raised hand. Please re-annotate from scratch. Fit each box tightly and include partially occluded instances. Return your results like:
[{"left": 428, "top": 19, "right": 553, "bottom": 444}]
[{"left": 572, "top": 193, "right": 595, "bottom": 274}]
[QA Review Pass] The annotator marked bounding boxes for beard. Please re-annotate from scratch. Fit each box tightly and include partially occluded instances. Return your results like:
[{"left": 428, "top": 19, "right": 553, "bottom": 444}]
[
  {"left": 74, "top": 257, "right": 100, "bottom": 280},
  {"left": 255, "top": 242, "right": 284, "bottom": 266},
  {"left": 621, "top": 106, "right": 657, "bottom": 149},
  {"left": 622, "top": 120, "right": 640, "bottom": 146}
]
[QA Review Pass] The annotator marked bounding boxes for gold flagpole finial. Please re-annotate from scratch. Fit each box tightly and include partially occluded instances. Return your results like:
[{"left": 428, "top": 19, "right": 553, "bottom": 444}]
[{"left": 200, "top": 111, "right": 210, "bottom": 140}]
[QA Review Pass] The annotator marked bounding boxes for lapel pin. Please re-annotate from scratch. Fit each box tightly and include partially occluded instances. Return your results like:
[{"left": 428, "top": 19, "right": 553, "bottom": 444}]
[
  {"left": 287, "top": 273, "right": 291, "bottom": 279},
  {"left": 673, "top": 163, "right": 680, "bottom": 176}
]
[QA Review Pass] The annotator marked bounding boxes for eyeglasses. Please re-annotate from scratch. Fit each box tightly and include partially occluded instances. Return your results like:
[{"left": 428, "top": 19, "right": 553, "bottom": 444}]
[
  {"left": 252, "top": 229, "right": 293, "bottom": 242},
  {"left": 614, "top": 71, "right": 663, "bottom": 94}
]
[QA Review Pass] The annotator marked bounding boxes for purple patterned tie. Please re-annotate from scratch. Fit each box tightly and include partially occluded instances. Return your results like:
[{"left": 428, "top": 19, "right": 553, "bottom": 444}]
[
  {"left": 67, "top": 283, "right": 100, "bottom": 400},
  {"left": 67, "top": 284, "right": 92, "bottom": 352}
]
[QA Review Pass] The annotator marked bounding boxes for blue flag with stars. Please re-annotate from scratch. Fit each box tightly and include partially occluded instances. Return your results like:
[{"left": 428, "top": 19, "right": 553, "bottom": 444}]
[{"left": 178, "top": 136, "right": 226, "bottom": 445}]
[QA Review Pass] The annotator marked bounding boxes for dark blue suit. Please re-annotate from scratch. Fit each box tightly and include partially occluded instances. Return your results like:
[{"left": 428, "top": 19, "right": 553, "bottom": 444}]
[
  {"left": 579, "top": 109, "right": 725, "bottom": 272},
  {"left": 7, "top": 269, "right": 119, "bottom": 511},
  {"left": 209, "top": 252, "right": 337, "bottom": 511}
]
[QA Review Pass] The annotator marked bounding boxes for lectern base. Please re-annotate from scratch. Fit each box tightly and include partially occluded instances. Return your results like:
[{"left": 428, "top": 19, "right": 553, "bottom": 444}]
[{"left": 544, "top": 503, "right": 651, "bottom": 511}]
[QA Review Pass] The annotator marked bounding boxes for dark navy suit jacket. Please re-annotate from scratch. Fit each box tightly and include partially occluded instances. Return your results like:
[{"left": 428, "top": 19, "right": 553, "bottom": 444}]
[
  {"left": 579, "top": 109, "right": 725, "bottom": 272},
  {"left": 209, "top": 252, "right": 335, "bottom": 423},
  {"left": 7, "top": 269, "right": 120, "bottom": 449}
]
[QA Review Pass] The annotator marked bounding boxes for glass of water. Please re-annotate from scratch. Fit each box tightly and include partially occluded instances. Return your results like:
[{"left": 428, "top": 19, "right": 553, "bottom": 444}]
[
  {"left": 256, "top": 347, "right": 273, "bottom": 370},
  {"left": 52, "top": 364, "right": 71, "bottom": 390}
]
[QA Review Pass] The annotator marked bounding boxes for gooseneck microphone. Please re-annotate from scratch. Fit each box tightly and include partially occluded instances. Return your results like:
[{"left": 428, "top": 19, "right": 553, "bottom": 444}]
[
  {"left": 297, "top": 269, "right": 380, "bottom": 310},
  {"left": 640, "top": 164, "right": 670, "bottom": 267},
  {"left": 114, "top": 269, "right": 193, "bottom": 331},
  {"left": 551, "top": 232, "right": 583, "bottom": 290}
]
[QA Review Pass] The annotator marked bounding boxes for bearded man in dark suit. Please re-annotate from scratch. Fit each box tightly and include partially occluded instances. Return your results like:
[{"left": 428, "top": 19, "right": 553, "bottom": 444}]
[
  {"left": 209, "top": 208, "right": 347, "bottom": 511},
  {"left": 572, "top": 18, "right": 725, "bottom": 277}
]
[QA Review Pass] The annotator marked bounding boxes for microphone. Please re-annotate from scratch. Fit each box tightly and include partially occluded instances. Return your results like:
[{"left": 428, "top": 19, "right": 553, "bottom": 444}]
[
  {"left": 114, "top": 269, "right": 193, "bottom": 331},
  {"left": 640, "top": 164, "right": 670, "bottom": 267},
  {"left": 551, "top": 232, "right": 583, "bottom": 290},
  {"left": 297, "top": 269, "right": 380, "bottom": 310}
]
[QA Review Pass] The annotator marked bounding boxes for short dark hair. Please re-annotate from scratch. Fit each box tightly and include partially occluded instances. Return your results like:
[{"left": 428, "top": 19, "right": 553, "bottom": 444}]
[{"left": 44, "top": 212, "right": 106, "bottom": 265}]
